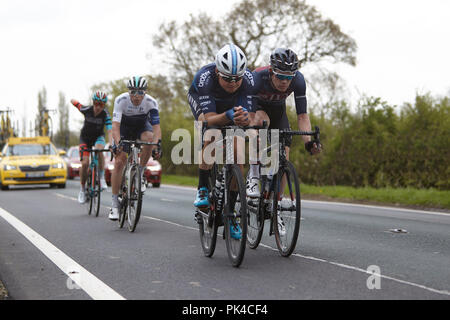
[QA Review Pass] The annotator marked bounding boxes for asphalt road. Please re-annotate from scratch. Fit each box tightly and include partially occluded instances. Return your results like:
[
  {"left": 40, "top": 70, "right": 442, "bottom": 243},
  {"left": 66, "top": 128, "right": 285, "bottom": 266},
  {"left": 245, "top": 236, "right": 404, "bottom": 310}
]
[{"left": 0, "top": 180, "right": 449, "bottom": 300}]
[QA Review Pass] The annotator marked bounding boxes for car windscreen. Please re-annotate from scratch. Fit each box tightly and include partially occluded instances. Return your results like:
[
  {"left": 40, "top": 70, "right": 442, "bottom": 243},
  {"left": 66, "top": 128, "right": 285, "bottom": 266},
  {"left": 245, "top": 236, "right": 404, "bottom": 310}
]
[{"left": 6, "top": 144, "right": 57, "bottom": 156}]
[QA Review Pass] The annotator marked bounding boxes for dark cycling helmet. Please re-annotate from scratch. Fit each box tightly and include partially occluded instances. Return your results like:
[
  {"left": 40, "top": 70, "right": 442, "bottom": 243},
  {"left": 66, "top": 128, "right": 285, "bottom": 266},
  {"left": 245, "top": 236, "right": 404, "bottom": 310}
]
[
  {"left": 92, "top": 91, "right": 108, "bottom": 103},
  {"left": 270, "top": 48, "right": 299, "bottom": 73},
  {"left": 127, "top": 76, "right": 148, "bottom": 90}
]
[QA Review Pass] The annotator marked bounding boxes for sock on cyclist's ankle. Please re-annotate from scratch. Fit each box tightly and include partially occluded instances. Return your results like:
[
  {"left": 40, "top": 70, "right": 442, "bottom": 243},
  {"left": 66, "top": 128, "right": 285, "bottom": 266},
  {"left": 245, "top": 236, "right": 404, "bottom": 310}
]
[
  {"left": 81, "top": 185, "right": 85, "bottom": 191},
  {"left": 198, "top": 168, "right": 210, "bottom": 189},
  {"left": 249, "top": 164, "right": 260, "bottom": 179},
  {"left": 112, "top": 194, "right": 119, "bottom": 208}
]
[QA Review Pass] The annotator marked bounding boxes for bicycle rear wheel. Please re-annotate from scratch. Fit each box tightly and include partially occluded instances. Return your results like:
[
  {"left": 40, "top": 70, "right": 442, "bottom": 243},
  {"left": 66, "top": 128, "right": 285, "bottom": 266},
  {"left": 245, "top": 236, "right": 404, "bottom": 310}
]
[
  {"left": 224, "top": 164, "right": 248, "bottom": 267},
  {"left": 199, "top": 164, "right": 218, "bottom": 257},
  {"left": 127, "top": 165, "right": 142, "bottom": 232},
  {"left": 272, "top": 161, "right": 301, "bottom": 257}
]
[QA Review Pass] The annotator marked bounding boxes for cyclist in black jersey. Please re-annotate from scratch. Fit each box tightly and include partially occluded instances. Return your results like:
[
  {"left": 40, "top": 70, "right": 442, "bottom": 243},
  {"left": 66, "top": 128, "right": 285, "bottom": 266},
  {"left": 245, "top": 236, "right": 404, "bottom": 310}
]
[{"left": 71, "top": 91, "right": 112, "bottom": 203}]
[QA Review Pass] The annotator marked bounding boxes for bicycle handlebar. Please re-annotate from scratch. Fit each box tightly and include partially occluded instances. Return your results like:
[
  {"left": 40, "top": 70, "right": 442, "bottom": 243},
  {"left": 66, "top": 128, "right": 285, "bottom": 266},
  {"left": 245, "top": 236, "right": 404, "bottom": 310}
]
[{"left": 202, "top": 120, "right": 268, "bottom": 132}]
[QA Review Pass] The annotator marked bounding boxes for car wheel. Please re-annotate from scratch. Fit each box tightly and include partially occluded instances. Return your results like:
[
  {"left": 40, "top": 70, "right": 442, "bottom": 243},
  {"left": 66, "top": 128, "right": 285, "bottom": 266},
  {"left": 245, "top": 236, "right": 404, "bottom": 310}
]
[
  {"left": 1, "top": 185, "right": 9, "bottom": 191},
  {"left": 152, "top": 183, "right": 160, "bottom": 188},
  {"left": 57, "top": 183, "right": 66, "bottom": 189}
]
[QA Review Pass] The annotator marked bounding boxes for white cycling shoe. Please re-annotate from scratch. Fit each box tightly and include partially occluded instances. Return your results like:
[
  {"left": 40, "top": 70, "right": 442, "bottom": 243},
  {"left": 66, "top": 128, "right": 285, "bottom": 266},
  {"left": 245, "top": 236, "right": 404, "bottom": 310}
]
[
  {"left": 109, "top": 207, "right": 119, "bottom": 221},
  {"left": 277, "top": 215, "right": 286, "bottom": 237},
  {"left": 141, "top": 176, "right": 147, "bottom": 193},
  {"left": 78, "top": 190, "right": 86, "bottom": 204},
  {"left": 246, "top": 178, "right": 260, "bottom": 198},
  {"left": 100, "top": 178, "right": 108, "bottom": 191}
]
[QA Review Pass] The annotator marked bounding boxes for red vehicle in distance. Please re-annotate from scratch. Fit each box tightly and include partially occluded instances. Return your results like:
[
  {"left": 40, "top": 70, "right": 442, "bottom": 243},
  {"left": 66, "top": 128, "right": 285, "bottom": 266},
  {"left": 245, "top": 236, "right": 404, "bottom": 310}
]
[
  {"left": 104, "top": 151, "right": 162, "bottom": 188},
  {"left": 65, "top": 146, "right": 81, "bottom": 179}
]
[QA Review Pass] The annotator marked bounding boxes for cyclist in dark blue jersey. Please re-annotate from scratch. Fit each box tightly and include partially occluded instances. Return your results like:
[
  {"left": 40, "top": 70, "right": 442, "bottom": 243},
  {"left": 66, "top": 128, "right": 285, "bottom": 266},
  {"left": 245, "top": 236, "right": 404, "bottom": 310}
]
[
  {"left": 70, "top": 91, "right": 112, "bottom": 203},
  {"left": 248, "top": 48, "right": 321, "bottom": 197},
  {"left": 188, "top": 43, "right": 255, "bottom": 239}
]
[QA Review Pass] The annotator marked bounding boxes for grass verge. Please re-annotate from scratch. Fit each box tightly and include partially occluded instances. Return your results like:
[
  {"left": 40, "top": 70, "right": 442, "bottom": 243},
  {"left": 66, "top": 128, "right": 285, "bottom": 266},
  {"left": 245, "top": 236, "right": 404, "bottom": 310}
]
[{"left": 163, "top": 174, "right": 450, "bottom": 211}]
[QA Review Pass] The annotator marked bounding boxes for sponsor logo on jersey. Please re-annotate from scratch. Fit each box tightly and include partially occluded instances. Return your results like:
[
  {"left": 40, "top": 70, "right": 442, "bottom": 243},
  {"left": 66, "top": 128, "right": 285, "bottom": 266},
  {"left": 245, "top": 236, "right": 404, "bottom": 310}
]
[
  {"left": 198, "top": 70, "right": 211, "bottom": 88},
  {"left": 245, "top": 70, "right": 254, "bottom": 86}
]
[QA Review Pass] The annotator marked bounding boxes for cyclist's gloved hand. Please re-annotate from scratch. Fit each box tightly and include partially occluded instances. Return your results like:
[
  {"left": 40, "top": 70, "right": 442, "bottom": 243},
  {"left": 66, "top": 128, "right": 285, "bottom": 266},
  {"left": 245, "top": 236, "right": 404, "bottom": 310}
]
[
  {"left": 225, "top": 108, "right": 235, "bottom": 122},
  {"left": 111, "top": 141, "right": 121, "bottom": 155},
  {"left": 305, "top": 140, "right": 322, "bottom": 155},
  {"left": 152, "top": 139, "right": 162, "bottom": 159}
]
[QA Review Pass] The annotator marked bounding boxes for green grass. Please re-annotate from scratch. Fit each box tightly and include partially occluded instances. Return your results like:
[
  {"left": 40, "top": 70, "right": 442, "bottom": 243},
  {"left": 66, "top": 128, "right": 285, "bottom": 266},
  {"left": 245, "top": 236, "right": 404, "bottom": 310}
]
[{"left": 163, "top": 174, "right": 450, "bottom": 210}]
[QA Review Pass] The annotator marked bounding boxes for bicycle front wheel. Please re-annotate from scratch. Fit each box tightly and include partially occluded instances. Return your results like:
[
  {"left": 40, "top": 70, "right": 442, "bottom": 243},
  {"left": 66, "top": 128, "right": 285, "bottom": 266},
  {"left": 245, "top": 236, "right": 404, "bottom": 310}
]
[
  {"left": 199, "top": 164, "right": 218, "bottom": 257},
  {"left": 224, "top": 165, "right": 248, "bottom": 267},
  {"left": 272, "top": 161, "right": 301, "bottom": 257},
  {"left": 93, "top": 166, "right": 101, "bottom": 217},
  {"left": 127, "top": 165, "right": 142, "bottom": 232},
  {"left": 246, "top": 172, "right": 265, "bottom": 249},
  {"left": 86, "top": 169, "right": 93, "bottom": 216}
]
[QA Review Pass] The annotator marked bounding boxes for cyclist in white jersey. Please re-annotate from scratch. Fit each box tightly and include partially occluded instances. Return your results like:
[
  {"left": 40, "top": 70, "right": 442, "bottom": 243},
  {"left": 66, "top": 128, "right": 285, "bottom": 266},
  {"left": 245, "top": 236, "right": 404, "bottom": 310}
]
[{"left": 108, "top": 76, "right": 162, "bottom": 221}]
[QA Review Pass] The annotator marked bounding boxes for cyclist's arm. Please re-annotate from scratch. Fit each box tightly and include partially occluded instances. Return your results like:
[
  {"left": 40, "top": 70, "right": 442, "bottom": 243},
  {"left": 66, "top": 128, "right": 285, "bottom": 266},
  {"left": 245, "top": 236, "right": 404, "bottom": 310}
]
[
  {"left": 151, "top": 123, "right": 161, "bottom": 143},
  {"left": 105, "top": 113, "right": 113, "bottom": 146},
  {"left": 112, "top": 122, "right": 121, "bottom": 146},
  {"left": 297, "top": 113, "right": 312, "bottom": 144},
  {"left": 70, "top": 99, "right": 84, "bottom": 112},
  {"left": 204, "top": 111, "right": 233, "bottom": 126}
]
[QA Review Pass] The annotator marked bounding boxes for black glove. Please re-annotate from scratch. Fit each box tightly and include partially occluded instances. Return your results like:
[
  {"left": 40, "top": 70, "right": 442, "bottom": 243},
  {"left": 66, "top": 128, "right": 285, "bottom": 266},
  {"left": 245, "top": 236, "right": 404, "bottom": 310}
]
[
  {"left": 305, "top": 140, "right": 316, "bottom": 155},
  {"left": 152, "top": 140, "right": 162, "bottom": 159}
]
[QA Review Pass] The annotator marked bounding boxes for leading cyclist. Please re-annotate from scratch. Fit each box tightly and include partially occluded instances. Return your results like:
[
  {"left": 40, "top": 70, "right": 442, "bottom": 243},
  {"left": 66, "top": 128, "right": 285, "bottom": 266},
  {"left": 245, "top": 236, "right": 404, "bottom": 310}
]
[
  {"left": 70, "top": 91, "right": 112, "bottom": 204},
  {"left": 109, "top": 76, "right": 162, "bottom": 221},
  {"left": 187, "top": 43, "right": 255, "bottom": 239}
]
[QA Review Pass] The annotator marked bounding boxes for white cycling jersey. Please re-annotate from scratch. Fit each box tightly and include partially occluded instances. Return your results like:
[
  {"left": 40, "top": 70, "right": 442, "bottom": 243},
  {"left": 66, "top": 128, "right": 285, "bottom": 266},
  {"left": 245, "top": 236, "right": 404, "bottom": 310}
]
[{"left": 112, "top": 92, "right": 160, "bottom": 126}]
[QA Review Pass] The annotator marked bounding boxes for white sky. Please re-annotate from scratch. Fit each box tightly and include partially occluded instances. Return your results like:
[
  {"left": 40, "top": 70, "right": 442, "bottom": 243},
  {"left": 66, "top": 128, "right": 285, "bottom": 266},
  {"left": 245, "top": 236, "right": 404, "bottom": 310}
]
[{"left": 1, "top": 0, "right": 449, "bottom": 135}]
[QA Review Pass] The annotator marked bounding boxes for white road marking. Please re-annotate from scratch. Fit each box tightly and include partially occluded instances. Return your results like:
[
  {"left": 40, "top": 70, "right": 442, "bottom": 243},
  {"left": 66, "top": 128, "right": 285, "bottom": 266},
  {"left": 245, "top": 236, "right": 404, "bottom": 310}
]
[
  {"left": 0, "top": 207, "right": 125, "bottom": 300},
  {"left": 258, "top": 244, "right": 450, "bottom": 296},
  {"left": 54, "top": 191, "right": 450, "bottom": 297}
]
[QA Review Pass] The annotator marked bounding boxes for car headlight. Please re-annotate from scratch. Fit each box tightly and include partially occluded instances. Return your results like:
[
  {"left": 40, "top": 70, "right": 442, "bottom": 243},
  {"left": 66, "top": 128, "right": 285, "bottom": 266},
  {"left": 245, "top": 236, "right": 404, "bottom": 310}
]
[
  {"left": 147, "top": 164, "right": 161, "bottom": 171},
  {"left": 52, "top": 162, "right": 64, "bottom": 169},
  {"left": 4, "top": 164, "right": 17, "bottom": 171},
  {"left": 70, "top": 163, "right": 82, "bottom": 169},
  {"left": 107, "top": 164, "right": 115, "bottom": 170}
]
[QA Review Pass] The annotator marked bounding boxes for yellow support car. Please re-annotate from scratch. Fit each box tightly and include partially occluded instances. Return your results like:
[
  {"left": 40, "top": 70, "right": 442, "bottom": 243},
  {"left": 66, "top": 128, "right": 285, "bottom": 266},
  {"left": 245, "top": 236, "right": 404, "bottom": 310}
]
[{"left": 0, "top": 136, "right": 67, "bottom": 190}]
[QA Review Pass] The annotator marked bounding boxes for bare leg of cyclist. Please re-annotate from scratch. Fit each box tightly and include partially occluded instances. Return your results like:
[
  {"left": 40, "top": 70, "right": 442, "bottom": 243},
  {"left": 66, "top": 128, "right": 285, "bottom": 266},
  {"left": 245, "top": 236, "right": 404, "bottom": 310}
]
[
  {"left": 139, "top": 131, "right": 153, "bottom": 192},
  {"left": 95, "top": 143, "right": 107, "bottom": 190},
  {"left": 109, "top": 151, "right": 126, "bottom": 220}
]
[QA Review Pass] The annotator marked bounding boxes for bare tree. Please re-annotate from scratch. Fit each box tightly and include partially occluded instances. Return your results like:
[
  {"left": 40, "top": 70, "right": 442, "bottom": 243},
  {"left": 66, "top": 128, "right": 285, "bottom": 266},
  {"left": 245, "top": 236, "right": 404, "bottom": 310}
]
[{"left": 152, "top": 0, "right": 357, "bottom": 89}]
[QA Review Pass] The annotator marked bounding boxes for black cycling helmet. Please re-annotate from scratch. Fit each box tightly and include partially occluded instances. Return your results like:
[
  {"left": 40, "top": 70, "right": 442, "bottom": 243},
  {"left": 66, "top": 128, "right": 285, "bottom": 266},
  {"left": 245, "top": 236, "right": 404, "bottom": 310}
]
[{"left": 270, "top": 48, "right": 299, "bottom": 73}]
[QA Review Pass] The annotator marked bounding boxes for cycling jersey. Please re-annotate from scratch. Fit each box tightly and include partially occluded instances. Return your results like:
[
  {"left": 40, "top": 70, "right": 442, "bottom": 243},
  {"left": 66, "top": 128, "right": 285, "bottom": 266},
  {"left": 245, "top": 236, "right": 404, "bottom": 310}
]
[
  {"left": 188, "top": 63, "right": 255, "bottom": 120},
  {"left": 74, "top": 104, "right": 112, "bottom": 143},
  {"left": 253, "top": 66, "right": 307, "bottom": 115},
  {"left": 113, "top": 92, "right": 160, "bottom": 127},
  {"left": 113, "top": 92, "right": 160, "bottom": 141}
]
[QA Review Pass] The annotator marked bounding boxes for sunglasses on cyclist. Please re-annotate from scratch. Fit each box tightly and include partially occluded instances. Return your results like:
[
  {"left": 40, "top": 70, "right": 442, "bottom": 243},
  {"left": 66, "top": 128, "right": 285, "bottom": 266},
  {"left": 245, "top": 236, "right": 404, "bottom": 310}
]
[
  {"left": 129, "top": 90, "right": 146, "bottom": 96},
  {"left": 273, "top": 70, "right": 295, "bottom": 81},
  {"left": 218, "top": 72, "right": 243, "bottom": 83},
  {"left": 93, "top": 100, "right": 106, "bottom": 106}
]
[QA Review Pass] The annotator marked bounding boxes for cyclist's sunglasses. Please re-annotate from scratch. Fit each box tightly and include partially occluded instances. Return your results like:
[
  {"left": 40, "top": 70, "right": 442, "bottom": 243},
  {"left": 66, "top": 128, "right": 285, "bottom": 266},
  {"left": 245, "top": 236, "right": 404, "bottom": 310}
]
[
  {"left": 273, "top": 70, "right": 295, "bottom": 81},
  {"left": 93, "top": 100, "right": 106, "bottom": 106},
  {"left": 218, "top": 72, "right": 243, "bottom": 83},
  {"left": 129, "top": 90, "right": 146, "bottom": 96}
]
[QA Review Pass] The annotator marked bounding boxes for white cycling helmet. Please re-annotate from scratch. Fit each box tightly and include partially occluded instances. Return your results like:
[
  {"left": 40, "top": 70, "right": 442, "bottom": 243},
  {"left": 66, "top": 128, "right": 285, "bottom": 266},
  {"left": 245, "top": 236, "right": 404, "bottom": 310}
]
[
  {"left": 215, "top": 43, "right": 247, "bottom": 77},
  {"left": 127, "top": 76, "right": 148, "bottom": 90}
]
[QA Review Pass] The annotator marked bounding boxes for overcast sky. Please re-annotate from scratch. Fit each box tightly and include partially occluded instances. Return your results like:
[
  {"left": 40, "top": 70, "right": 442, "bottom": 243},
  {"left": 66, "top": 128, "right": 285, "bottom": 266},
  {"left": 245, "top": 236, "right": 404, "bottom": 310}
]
[{"left": 1, "top": 0, "right": 449, "bottom": 135}]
